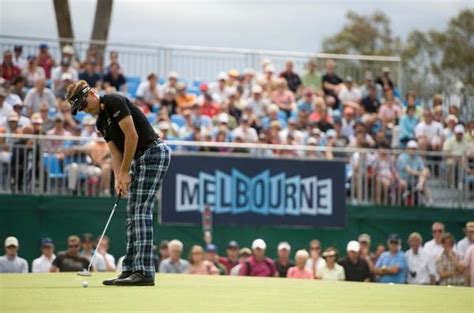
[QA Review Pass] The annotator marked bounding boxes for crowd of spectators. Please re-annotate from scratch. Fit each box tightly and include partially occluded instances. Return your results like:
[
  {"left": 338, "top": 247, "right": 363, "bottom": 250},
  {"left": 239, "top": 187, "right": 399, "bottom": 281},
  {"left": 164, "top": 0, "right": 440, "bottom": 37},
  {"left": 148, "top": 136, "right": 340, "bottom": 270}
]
[
  {"left": 1, "top": 43, "right": 473, "bottom": 200},
  {"left": 1, "top": 221, "right": 473, "bottom": 287}
]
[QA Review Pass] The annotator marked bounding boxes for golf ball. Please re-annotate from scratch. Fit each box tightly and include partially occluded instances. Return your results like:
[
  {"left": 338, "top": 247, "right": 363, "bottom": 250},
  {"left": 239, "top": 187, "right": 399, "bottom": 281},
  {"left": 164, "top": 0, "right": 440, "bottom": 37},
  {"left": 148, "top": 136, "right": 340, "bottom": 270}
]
[{"left": 82, "top": 281, "right": 88, "bottom": 288}]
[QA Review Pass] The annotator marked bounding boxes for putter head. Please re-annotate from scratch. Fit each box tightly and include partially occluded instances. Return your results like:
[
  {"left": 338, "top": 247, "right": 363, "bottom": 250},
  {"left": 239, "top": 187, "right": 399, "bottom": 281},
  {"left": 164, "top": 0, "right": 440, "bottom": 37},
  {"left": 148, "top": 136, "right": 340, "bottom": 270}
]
[{"left": 77, "top": 270, "right": 92, "bottom": 277}]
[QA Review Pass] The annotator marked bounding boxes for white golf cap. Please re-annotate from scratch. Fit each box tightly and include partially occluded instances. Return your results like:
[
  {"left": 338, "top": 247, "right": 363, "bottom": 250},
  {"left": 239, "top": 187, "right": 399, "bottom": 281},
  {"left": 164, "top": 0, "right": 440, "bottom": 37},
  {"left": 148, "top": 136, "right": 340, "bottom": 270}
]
[
  {"left": 61, "top": 72, "right": 73, "bottom": 81},
  {"left": 168, "top": 72, "right": 179, "bottom": 79},
  {"left": 307, "top": 137, "right": 318, "bottom": 145},
  {"left": 217, "top": 72, "right": 228, "bottom": 81},
  {"left": 251, "top": 85, "right": 263, "bottom": 94},
  {"left": 407, "top": 140, "right": 418, "bottom": 149},
  {"left": 252, "top": 239, "right": 266, "bottom": 250},
  {"left": 218, "top": 113, "right": 229, "bottom": 124},
  {"left": 62, "top": 45, "right": 74, "bottom": 55},
  {"left": 454, "top": 124, "right": 465, "bottom": 134},
  {"left": 277, "top": 241, "right": 291, "bottom": 251},
  {"left": 5, "top": 236, "right": 19, "bottom": 247},
  {"left": 346, "top": 240, "right": 360, "bottom": 252},
  {"left": 82, "top": 114, "right": 96, "bottom": 126},
  {"left": 264, "top": 64, "right": 276, "bottom": 73},
  {"left": 326, "top": 129, "right": 337, "bottom": 138}
]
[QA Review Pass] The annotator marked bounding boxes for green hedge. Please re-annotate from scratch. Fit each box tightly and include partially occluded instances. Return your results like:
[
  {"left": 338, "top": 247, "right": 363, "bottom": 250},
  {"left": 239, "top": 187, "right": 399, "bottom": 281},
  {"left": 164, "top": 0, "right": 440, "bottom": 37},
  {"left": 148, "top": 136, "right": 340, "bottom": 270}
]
[{"left": 0, "top": 195, "right": 472, "bottom": 266}]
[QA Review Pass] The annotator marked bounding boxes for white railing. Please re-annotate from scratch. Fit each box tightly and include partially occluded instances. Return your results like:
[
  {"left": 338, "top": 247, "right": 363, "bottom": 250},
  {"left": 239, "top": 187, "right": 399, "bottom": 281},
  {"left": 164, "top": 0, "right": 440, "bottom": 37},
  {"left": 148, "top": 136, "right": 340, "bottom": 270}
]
[
  {"left": 0, "top": 34, "right": 402, "bottom": 86},
  {"left": 0, "top": 134, "right": 471, "bottom": 209}
]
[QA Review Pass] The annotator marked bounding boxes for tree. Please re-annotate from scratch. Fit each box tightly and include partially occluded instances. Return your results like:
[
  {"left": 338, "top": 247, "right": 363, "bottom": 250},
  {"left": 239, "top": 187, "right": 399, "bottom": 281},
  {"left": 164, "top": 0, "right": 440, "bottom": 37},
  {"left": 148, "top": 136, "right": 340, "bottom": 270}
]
[
  {"left": 402, "top": 9, "right": 474, "bottom": 97},
  {"left": 322, "top": 10, "right": 401, "bottom": 56}
]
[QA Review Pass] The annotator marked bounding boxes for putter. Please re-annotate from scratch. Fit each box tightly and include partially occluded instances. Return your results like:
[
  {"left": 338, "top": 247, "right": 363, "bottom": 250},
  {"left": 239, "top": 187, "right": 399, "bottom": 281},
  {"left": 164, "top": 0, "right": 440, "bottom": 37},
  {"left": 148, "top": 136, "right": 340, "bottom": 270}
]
[{"left": 77, "top": 194, "right": 121, "bottom": 277}]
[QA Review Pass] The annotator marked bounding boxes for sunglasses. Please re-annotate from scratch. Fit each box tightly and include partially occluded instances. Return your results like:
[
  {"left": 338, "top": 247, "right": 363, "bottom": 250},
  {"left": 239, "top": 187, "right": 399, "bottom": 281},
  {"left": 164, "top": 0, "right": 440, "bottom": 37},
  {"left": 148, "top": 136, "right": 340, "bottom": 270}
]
[
  {"left": 389, "top": 241, "right": 399, "bottom": 245},
  {"left": 310, "top": 247, "right": 320, "bottom": 251},
  {"left": 432, "top": 230, "right": 443, "bottom": 233},
  {"left": 68, "top": 244, "right": 79, "bottom": 248}
]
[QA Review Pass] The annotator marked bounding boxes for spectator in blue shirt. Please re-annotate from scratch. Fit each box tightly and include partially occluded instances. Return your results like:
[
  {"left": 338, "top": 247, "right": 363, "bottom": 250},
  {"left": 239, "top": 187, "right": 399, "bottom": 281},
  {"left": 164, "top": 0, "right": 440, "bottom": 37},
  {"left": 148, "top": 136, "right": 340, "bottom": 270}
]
[
  {"left": 297, "top": 90, "right": 314, "bottom": 114},
  {"left": 398, "top": 106, "right": 419, "bottom": 147},
  {"left": 374, "top": 233, "right": 408, "bottom": 284},
  {"left": 397, "top": 140, "right": 432, "bottom": 203}
]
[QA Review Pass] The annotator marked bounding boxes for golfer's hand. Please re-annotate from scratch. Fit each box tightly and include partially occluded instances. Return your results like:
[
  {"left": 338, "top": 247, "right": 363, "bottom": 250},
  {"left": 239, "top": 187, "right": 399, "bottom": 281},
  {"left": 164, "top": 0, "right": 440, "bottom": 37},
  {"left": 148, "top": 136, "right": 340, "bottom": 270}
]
[{"left": 117, "top": 171, "right": 131, "bottom": 196}]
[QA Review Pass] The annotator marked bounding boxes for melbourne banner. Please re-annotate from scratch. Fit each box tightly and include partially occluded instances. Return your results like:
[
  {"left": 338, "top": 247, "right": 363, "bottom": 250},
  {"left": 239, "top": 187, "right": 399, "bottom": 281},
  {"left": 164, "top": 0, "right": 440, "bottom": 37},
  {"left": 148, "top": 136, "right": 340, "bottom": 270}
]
[{"left": 161, "top": 155, "right": 346, "bottom": 228}]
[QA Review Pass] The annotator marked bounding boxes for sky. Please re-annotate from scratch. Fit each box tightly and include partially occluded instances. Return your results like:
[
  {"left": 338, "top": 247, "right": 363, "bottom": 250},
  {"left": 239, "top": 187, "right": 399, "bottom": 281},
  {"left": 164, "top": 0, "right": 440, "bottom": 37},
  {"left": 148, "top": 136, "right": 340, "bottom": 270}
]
[{"left": 0, "top": 0, "right": 472, "bottom": 53}]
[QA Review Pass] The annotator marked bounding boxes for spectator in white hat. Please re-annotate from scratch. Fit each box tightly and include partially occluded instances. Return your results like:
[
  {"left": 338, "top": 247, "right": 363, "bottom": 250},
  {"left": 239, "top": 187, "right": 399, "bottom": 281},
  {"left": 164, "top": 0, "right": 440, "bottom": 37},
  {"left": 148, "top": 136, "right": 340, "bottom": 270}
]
[
  {"left": 0, "top": 236, "right": 28, "bottom": 273},
  {"left": 339, "top": 241, "right": 371, "bottom": 282},
  {"left": 397, "top": 140, "right": 432, "bottom": 203},
  {"left": 209, "top": 72, "right": 232, "bottom": 104},
  {"left": 319, "top": 247, "right": 345, "bottom": 281},
  {"left": 442, "top": 114, "right": 459, "bottom": 140},
  {"left": 287, "top": 249, "right": 313, "bottom": 279},
  {"left": 61, "top": 45, "right": 79, "bottom": 69},
  {"left": 443, "top": 124, "right": 469, "bottom": 187},
  {"left": 246, "top": 85, "right": 269, "bottom": 118},
  {"left": 405, "top": 232, "right": 431, "bottom": 285},
  {"left": 239, "top": 239, "right": 277, "bottom": 277},
  {"left": 274, "top": 241, "right": 295, "bottom": 278}
]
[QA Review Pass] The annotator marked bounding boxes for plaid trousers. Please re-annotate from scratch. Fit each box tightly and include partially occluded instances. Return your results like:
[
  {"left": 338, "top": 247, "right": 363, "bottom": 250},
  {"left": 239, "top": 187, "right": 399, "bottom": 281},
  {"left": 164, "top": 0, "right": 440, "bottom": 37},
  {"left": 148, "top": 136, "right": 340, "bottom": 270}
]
[{"left": 122, "top": 142, "right": 170, "bottom": 277}]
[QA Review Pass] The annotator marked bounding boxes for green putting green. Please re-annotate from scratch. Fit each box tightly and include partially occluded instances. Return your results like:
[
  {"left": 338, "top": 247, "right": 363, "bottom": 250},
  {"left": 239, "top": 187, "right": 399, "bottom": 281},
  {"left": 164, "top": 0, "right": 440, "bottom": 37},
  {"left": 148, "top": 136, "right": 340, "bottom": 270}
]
[{"left": 0, "top": 273, "right": 472, "bottom": 313}]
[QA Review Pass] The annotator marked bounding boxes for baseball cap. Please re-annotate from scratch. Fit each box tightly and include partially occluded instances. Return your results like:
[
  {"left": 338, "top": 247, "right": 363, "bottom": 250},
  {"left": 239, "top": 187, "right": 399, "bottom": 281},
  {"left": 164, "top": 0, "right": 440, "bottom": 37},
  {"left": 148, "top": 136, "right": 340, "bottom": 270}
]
[
  {"left": 68, "top": 84, "right": 91, "bottom": 115},
  {"left": 387, "top": 233, "right": 401, "bottom": 242},
  {"left": 199, "top": 83, "right": 209, "bottom": 92},
  {"left": 365, "top": 71, "right": 374, "bottom": 80},
  {"left": 454, "top": 124, "right": 465, "bottom": 134},
  {"left": 382, "top": 66, "right": 391, "bottom": 73},
  {"left": 31, "top": 113, "right": 44, "bottom": 125},
  {"left": 176, "top": 82, "right": 186, "bottom": 91},
  {"left": 61, "top": 72, "right": 73, "bottom": 81},
  {"left": 218, "top": 113, "right": 229, "bottom": 124},
  {"left": 228, "top": 69, "right": 239, "bottom": 77},
  {"left": 159, "top": 240, "right": 169, "bottom": 249},
  {"left": 304, "top": 90, "right": 314, "bottom": 97},
  {"left": 158, "top": 121, "right": 170, "bottom": 131},
  {"left": 277, "top": 241, "right": 291, "bottom": 251},
  {"left": 227, "top": 241, "right": 239, "bottom": 249},
  {"left": 307, "top": 137, "right": 318, "bottom": 145},
  {"left": 41, "top": 237, "right": 54, "bottom": 247},
  {"left": 466, "top": 221, "right": 474, "bottom": 231},
  {"left": 62, "top": 45, "right": 74, "bottom": 55},
  {"left": 14, "top": 45, "right": 23, "bottom": 52},
  {"left": 217, "top": 72, "right": 228, "bottom": 81},
  {"left": 39, "top": 43, "right": 48, "bottom": 49},
  {"left": 264, "top": 64, "right": 275, "bottom": 73},
  {"left": 168, "top": 72, "right": 179, "bottom": 79},
  {"left": 445, "top": 114, "right": 458, "bottom": 123},
  {"left": 358, "top": 233, "right": 371, "bottom": 244},
  {"left": 81, "top": 114, "right": 96, "bottom": 126},
  {"left": 326, "top": 129, "right": 337, "bottom": 138},
  {"left": 346, "top": 240, "right": 360, "bottom": 252},
  {"left": 407, "top": 140, "right": 418, "bottom": 149},
  {"left": 345, "top": 76, "right": 353, "bottom": 82},
  {"left": 252, "top": 239, "right": 266, "bottom": 250},
  {"left": 205, "top": 244, "right": 218, "bottom": 254},
  {"left": 7, "top": 112, "right": 19, "bottom": 122},
  {"left": 5, "top": 236, "right": 19, "bottom": 247},
  {"left": 251, "top": 85, "right": 263, "bottom": 94},
  {"left": 322, "top": 249, "right": 337, "bottom": 257},
  {"left": 239, "top": 247, "right": 252, "bottom": 257}
]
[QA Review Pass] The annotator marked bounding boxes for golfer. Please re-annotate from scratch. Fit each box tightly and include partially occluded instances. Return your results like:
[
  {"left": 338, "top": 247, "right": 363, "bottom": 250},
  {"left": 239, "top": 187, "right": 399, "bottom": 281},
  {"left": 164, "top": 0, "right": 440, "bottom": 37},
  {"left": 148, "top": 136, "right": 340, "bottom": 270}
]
[{"left": 67, "top": 80, "right": 170, "bottom": 286}]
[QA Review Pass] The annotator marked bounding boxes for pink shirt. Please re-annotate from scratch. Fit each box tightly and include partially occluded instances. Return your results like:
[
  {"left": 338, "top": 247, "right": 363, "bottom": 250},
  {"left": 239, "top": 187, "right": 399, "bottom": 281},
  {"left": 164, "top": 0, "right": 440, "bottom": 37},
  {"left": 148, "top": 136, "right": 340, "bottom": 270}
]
[
  {"left": 464, "top": 245, "right": 474, "bottom": 287},
  {"left": 271, "top": 90, "right": 295, "bottom": 110},
  {"left": 378, "top": 103, "right": 402, "bottom": 121},
  {"left": 287, "top": 266, "right": 313, "bottom": 279},
  {"left": 188, "top": 260, "right": 218, "bottom": 275},
  {"left": 239, "top": 256, "right": 277, "bottom": 277}
]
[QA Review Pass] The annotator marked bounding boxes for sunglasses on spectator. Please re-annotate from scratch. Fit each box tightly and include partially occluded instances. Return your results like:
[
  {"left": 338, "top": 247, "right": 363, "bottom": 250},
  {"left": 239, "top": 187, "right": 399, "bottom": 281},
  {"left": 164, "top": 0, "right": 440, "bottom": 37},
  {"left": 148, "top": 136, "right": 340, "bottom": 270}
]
[
  {"left": 432, "top": 229, "right": 443, "bottom": 233},
  {"left": 310, "top": 247, "right": 320, "bottom": 251},
  {"left": 389, "top": 241, "right": 399, "bottom": 245},
  {"left": 68, "top": 244, "right": 79, "bottom": 248}
]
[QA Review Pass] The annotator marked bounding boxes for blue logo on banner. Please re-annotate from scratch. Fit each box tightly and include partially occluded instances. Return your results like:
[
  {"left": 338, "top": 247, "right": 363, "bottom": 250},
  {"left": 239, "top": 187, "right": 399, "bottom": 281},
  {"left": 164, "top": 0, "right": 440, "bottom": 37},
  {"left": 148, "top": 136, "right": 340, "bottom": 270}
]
[
  {"left": 161, "top": 155, "right": 346, "bottom": 228},
  {"left": 175, "top": 169, "right": 333, "bottom": 216}
]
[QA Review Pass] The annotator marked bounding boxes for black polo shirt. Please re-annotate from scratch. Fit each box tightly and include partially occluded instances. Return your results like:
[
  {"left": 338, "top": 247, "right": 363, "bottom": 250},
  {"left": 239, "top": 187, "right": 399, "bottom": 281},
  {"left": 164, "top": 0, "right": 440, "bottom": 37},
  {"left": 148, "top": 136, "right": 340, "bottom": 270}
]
[
  {"left": 339, "top": 257, "right": 371, "bottom": 282},
  {"left": 361, "top": 95, "right": 381, "bottom": 114},
  {"left": 52, "top": 252, "right": 90, "bottom": 272},
  {"left": 274, "top": 259, "right": 296, "bottom": 278},
  {"left": 96, "top": 93, "right": 159, "bottom": 157}
]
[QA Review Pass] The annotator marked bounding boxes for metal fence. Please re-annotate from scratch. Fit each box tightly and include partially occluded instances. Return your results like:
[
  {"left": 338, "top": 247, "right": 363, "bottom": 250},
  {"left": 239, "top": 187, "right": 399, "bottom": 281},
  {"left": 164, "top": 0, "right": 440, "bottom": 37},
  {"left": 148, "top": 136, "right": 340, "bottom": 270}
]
[
  {"left": 0, "top": 35, "right": 402, "bottom": 86},
  {"left": 0, "top": 134, "right": 472, "bottom": 209}
]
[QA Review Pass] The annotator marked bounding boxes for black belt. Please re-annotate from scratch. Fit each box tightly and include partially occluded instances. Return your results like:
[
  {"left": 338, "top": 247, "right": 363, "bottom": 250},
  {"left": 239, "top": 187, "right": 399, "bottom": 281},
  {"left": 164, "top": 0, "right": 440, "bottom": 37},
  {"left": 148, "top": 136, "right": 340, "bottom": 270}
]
[{"left": 134, "top": 139, "right": 161, "bottom": 159}]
